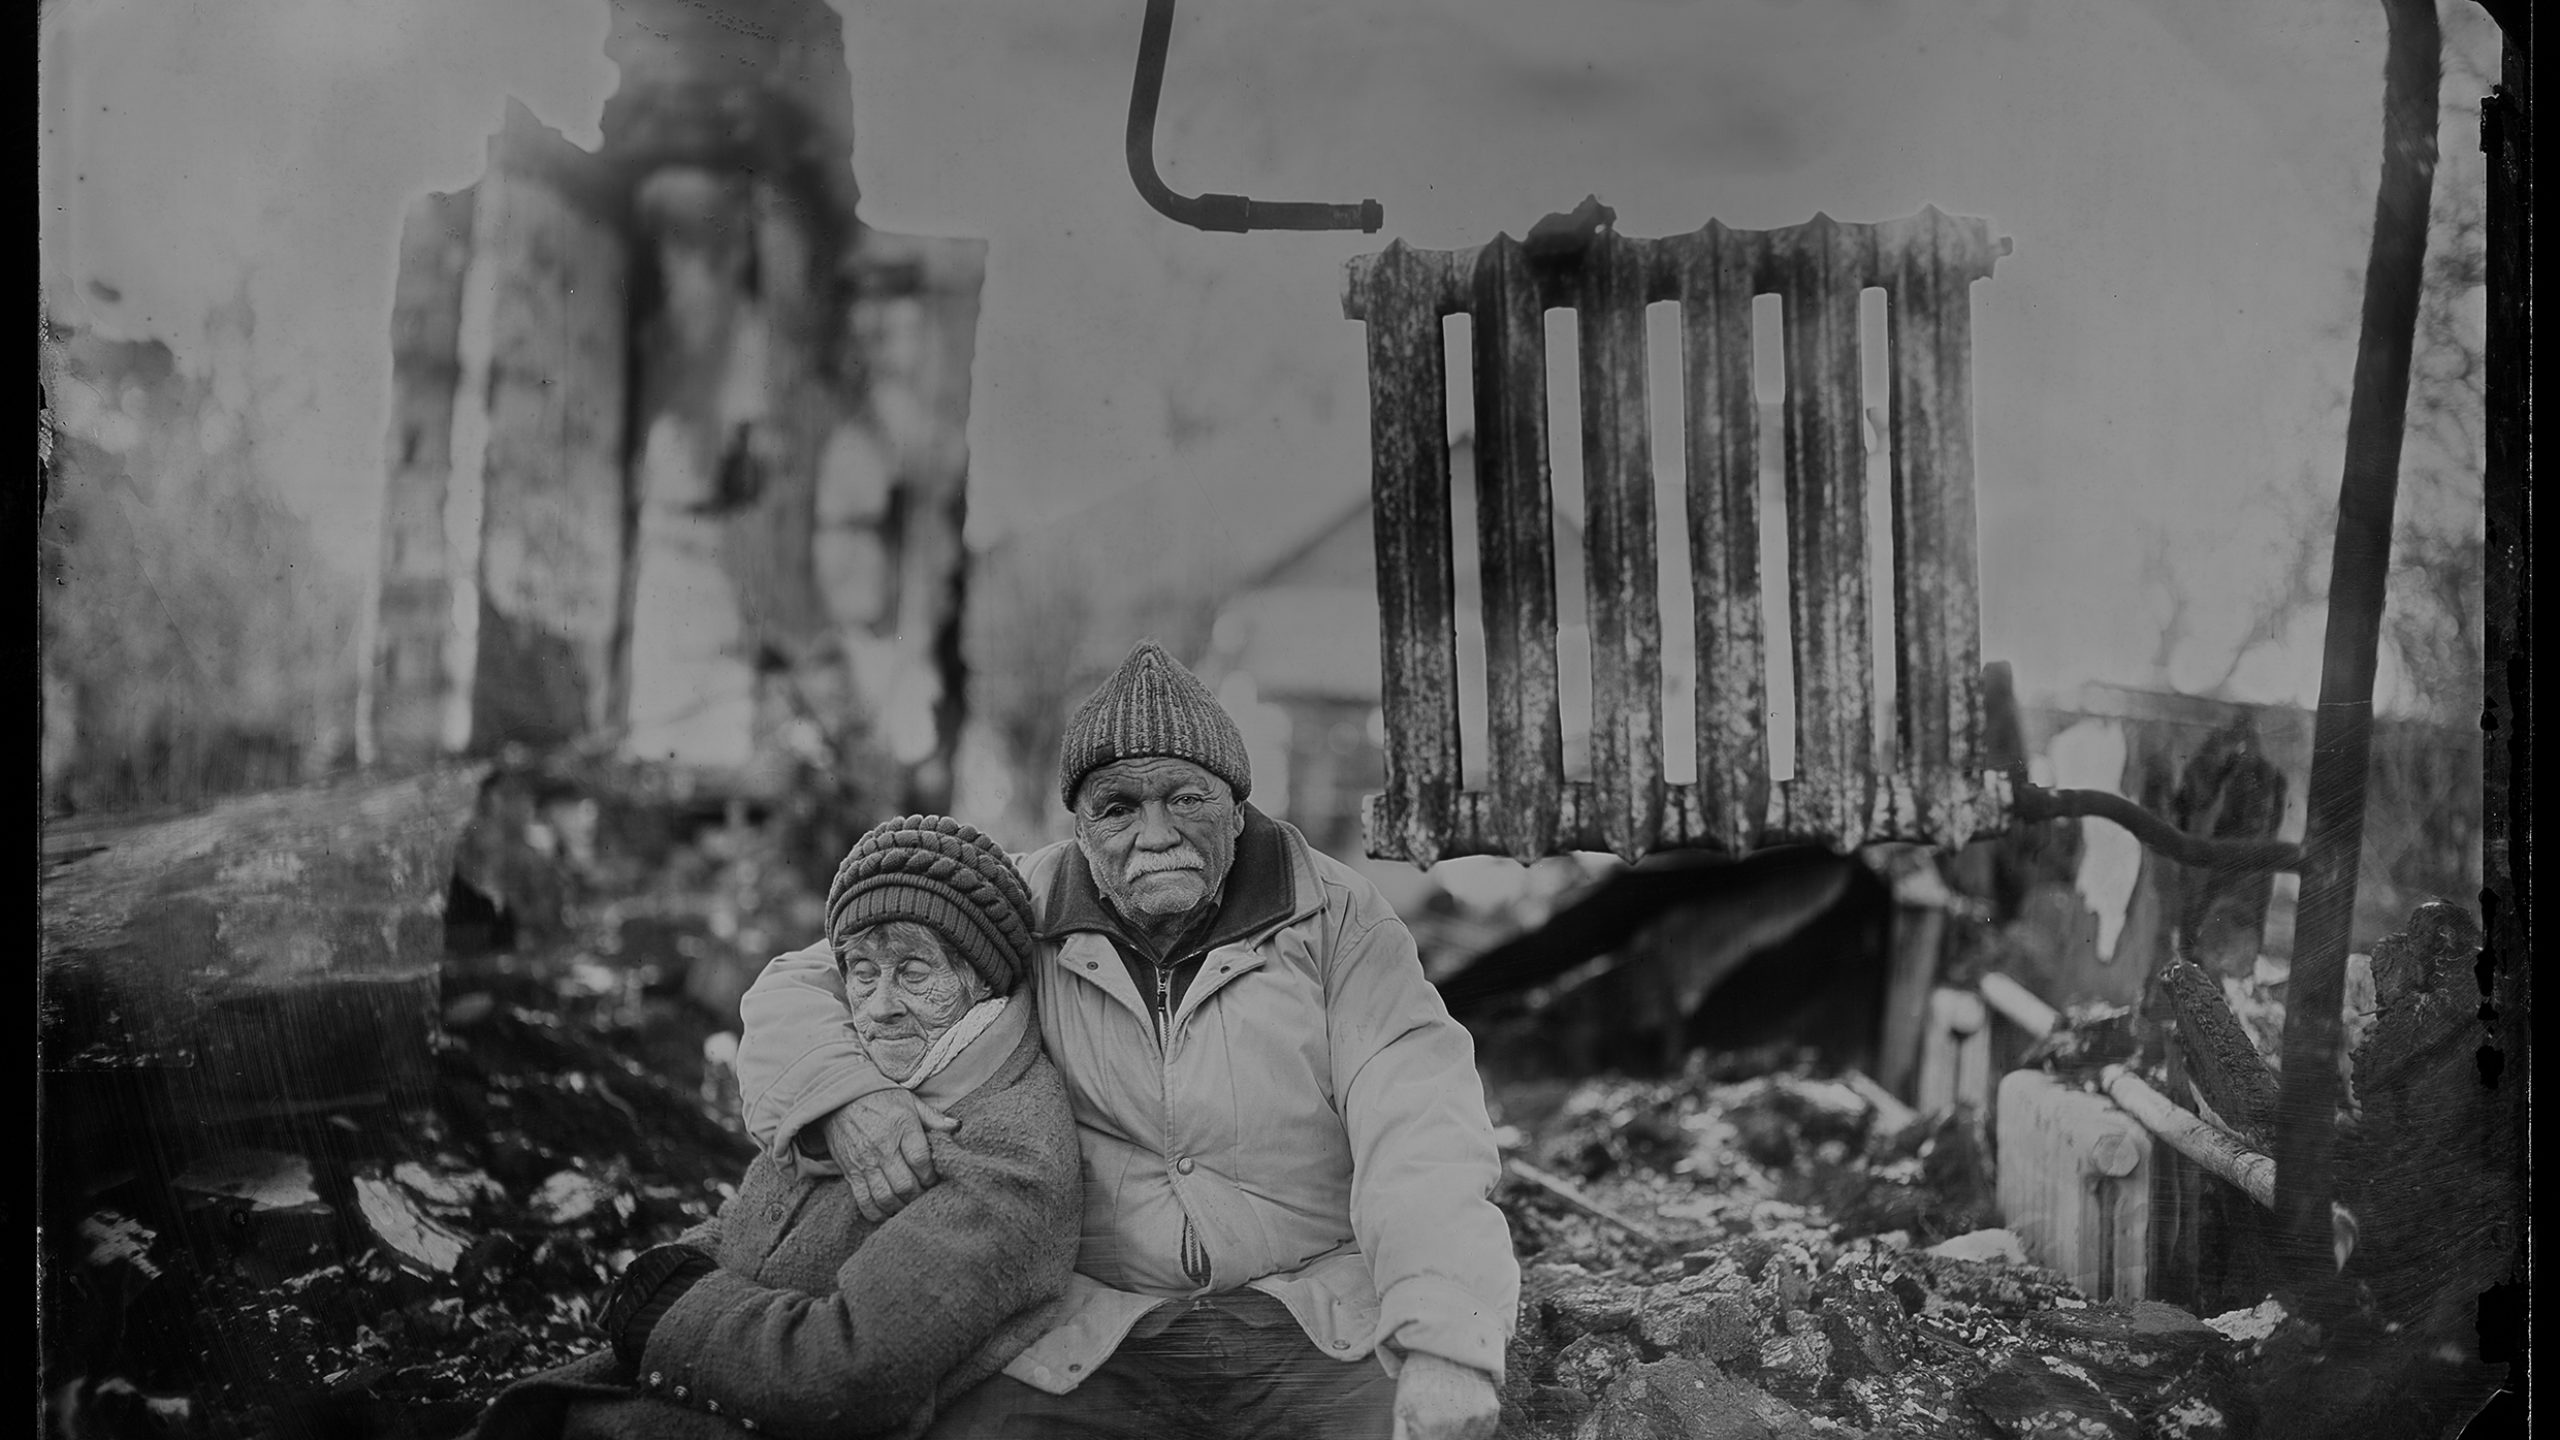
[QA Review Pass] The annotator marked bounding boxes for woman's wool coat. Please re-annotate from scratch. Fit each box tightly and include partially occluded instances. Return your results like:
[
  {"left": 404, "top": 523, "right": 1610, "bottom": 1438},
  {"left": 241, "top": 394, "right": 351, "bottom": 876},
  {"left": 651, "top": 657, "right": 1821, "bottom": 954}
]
[{"left": 467, "top": 1023, "right": 1079, "bottom": 1440}]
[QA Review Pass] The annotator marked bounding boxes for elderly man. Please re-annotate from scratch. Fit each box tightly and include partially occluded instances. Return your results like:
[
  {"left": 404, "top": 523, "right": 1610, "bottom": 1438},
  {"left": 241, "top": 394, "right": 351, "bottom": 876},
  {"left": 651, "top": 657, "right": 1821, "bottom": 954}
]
[
  {"left": 733, "top": 642, "right": 1516, "bottom": 1440},
  {"left": 470, "top": 817, "right": 1081, "bottom": 1440}
]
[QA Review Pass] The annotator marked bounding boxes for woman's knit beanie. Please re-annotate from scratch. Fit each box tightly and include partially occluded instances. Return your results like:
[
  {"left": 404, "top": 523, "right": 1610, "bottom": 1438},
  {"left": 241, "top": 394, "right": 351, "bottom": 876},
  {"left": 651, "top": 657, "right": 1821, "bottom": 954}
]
[
  {"left": 826, "top": 815, "right": 1038, "bottom": 996},
  {"left": 1056, "top": 640, "right": 1253, "bottom": 808}
]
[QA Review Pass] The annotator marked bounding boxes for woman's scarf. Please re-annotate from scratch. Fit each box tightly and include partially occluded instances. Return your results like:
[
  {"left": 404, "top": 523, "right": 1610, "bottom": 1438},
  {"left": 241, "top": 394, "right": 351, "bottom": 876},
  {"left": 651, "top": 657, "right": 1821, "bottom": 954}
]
[{"left": 898, "top": 995, "right": 1017, "bottom": 1102}]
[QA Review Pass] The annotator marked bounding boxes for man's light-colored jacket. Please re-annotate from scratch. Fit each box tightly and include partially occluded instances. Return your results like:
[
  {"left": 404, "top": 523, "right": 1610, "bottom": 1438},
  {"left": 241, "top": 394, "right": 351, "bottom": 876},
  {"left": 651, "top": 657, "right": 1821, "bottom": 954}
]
[{"left": 733, "top": 812, "right": 1518, "bottom": 1391}]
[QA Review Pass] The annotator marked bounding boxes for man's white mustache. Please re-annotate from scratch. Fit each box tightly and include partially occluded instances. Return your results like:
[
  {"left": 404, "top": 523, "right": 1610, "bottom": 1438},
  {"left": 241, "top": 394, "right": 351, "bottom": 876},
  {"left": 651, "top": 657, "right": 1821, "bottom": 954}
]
[{"left": 1123, "top": 849, "right": 1205, "bottom": 878}]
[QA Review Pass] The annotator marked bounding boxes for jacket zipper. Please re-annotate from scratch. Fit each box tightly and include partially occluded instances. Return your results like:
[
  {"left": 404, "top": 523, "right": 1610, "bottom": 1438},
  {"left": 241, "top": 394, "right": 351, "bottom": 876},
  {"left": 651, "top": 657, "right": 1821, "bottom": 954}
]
[{"left": 1157, "top": 950, "right": 1213, "bottom": 1287}]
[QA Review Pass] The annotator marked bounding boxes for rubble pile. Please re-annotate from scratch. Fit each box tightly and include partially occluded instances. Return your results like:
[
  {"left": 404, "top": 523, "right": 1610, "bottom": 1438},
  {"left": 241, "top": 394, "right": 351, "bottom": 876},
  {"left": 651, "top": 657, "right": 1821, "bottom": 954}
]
[
  {"left": 43, "top": 794, "right": 790, "bottom": 1440},
  {"left": 50, "top": 944, "right": 758, "bottom": 1438},
  {"left": 1485, "top": 1064, "right": 2277, "bottom": 1440},
  {"left": 43, "top": 769, "right": 2388, "bottom": 1440}
]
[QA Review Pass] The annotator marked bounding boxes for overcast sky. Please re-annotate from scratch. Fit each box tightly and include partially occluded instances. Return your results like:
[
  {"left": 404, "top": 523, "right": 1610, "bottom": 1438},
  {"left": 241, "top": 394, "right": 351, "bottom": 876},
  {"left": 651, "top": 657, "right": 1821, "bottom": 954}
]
[{"left": 40, "top": 0, "right": 2497, "bottom": 712}]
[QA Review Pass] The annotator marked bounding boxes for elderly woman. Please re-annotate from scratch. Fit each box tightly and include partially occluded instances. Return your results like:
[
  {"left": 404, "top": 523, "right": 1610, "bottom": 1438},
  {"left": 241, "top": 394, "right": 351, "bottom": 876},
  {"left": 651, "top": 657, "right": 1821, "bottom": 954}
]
[{"left": 469, "top": 816, "right": 1081, "bottom": 1440}]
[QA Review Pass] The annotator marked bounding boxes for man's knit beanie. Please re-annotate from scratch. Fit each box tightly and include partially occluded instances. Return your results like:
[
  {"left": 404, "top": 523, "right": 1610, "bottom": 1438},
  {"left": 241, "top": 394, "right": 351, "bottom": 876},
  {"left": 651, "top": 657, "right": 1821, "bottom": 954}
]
[
  {"left": 1056, "top": 640, "right": 1252, "bottom": 808},
  {"left": 826, "top": 815, "right": 1038, "bottom": 996}
]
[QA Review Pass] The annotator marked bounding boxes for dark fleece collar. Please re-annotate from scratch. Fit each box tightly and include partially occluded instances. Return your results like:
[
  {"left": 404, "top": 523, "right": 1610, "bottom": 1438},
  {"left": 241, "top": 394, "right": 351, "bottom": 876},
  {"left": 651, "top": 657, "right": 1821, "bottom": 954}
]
[{"left": 1039, "top": 805, "right": 1295, "bottom": 959}]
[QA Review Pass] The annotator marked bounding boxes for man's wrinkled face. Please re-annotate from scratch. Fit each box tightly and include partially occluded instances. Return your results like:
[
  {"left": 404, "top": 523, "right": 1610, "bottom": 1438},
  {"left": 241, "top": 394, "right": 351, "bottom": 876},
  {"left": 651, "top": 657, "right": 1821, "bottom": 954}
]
[
  {"left": 1073, "top": 757, "right": 1244, "bottom": 923},
  {"left": 838, "top": 921, "right": 987, "bottom": 1082}
]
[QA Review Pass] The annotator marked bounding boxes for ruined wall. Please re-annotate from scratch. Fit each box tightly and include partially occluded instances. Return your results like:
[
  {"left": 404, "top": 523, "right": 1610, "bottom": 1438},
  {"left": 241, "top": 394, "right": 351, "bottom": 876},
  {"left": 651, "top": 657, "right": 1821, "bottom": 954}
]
[
  {"left": 366, "top": 0, "right": 981, "bottom": 813},
  {"left": 366, "top": 188, "right": 475, "bottom": 764}
]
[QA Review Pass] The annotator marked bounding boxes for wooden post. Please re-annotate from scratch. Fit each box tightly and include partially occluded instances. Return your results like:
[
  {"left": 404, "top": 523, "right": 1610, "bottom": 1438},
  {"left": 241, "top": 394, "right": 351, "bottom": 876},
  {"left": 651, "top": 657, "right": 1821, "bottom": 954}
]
[
  {"left": 2268, "top": 0, "right": 2439, "bottom": 1301},
  {"left": 1880, "top": 902, "right": 1946, "bottom": 1103},
  {"left": 1917, "top": 986, "right": 1990, "bottom": 1116},
  {"left": 2150, "top": 1028, "right": 2206, "bottom": 1310},
  {"left": 1875, "top": 845, "right": 1953, "bottom": 1102}
]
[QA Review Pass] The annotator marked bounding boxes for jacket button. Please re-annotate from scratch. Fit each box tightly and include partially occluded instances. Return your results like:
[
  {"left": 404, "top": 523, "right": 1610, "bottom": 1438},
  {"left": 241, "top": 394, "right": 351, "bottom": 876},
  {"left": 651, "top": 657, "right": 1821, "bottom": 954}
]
[
  {"left": 706, "top": 1400, "right": 721, "bottom": 1415},
  {"left": 649, "top": 1372, "right": 666, "bottom": 1388},
  {"left": 741, "top": 1420, "right": 758, "bottom": 1432},
  {"left": 768, "top": 1202, "right": 785, "bottom": 1220},
  {"left": 673, "top": 1385, "right": 690, "bottom": 1400},
  {"left": 1174, "top": 1156, "right": 1195, "bottom": 1175}
]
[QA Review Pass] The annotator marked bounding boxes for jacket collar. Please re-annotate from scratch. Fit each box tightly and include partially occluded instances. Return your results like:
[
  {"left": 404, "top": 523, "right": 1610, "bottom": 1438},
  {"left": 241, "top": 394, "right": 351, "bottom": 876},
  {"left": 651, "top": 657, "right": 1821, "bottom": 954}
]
[{"left": 1039, "top": 805, "right": 1298, "bottom": 957}]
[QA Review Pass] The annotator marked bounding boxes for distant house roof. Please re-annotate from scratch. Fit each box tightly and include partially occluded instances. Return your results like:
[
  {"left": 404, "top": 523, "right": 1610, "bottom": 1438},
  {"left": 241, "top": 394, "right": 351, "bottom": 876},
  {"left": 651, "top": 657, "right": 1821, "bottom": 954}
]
[
  {"left": 1236, "top": 493, "right": 1376, "bottom": 594},
  {"left": 1213, "top": 585, "right": 1384, "bottom": 699},
  {"left": 1211, "top": 436, "right": 1594, "bottom": 703}
]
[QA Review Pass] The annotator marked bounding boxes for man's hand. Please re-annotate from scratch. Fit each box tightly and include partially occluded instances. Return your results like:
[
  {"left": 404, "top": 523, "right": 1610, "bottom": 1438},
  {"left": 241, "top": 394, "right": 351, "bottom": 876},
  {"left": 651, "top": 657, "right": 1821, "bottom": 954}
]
[
  {"left": 1391, "top": 1352, "right": 1500, "bottom": 1440},
  {"left": 819, "top": 1090, "right": 958, "bottom": 1223}
]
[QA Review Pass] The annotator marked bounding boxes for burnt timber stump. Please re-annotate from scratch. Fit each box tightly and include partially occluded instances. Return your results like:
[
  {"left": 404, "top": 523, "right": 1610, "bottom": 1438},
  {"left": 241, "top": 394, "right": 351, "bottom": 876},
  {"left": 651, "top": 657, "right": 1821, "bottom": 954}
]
[{"left": 40, "top": 764, "right": 491, "bottom": 1136}]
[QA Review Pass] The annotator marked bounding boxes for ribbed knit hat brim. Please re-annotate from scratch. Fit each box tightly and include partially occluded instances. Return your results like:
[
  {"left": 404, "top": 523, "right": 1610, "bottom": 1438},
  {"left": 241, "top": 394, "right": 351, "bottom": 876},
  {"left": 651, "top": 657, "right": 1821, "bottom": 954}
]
[
  {"left": 1056, "top": 640, "right": 1252, "bottom": 807},
  {"left": 826, "top": 816, "right": 1037, "bottom": 995}
]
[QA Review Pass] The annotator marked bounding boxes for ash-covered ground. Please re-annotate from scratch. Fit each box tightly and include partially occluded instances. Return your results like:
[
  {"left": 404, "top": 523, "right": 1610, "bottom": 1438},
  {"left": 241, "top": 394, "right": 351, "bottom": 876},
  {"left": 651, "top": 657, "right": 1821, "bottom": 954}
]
[{"left": 39, "top": 806, "right": 2497, "bottom": 1440}]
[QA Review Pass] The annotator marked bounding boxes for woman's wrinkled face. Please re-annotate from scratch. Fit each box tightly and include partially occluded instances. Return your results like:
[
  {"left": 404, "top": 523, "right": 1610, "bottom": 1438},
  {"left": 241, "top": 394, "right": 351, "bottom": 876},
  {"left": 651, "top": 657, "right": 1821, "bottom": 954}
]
[
  {"left": 1073, "top": 757, "right": 1243, "bottom": 922},
  {"left": 837, "top": 921, "right": 986, "bottom": 1082}
]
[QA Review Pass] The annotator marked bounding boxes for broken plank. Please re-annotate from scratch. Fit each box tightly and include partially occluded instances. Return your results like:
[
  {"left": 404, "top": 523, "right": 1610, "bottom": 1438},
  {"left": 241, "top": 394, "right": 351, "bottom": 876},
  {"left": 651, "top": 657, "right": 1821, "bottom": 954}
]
[
  {"left": 1507, "top": 1157, "right": 1681, "bottom": 1256},
  {"left": 1979, "top": 972, "right": 2060, "bottom": 1039},
  {"left": 2099, "top": 1065, "right": 2274, "bottom": 1209}
]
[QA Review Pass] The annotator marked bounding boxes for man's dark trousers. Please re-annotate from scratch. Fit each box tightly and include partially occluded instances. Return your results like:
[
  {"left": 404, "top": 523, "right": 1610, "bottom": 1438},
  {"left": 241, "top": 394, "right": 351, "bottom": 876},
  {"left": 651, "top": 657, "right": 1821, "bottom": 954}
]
[{"left": 923, "top": 1291, "right": 1398, "bottom": 1439}]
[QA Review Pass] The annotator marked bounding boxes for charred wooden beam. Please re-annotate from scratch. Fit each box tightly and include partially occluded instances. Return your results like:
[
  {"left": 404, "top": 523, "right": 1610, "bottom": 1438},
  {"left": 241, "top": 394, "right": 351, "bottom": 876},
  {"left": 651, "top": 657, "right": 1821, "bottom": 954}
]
[
  {"left": 2162, "top": 960, "right": 2279, "bottom": 1150},
  {"left": 39, "top": 765, "right": 490, "bottom": 1120},
  {"left": 2334, "top": 903, "right": 2519, "bottom": 1355},
  {"left": 2270, "top": 0, "right": 2440, "bottom": 1299}
]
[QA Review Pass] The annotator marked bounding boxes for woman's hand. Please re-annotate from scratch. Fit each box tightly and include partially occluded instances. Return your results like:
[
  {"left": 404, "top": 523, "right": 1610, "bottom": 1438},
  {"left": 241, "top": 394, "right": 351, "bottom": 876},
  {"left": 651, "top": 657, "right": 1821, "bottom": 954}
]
[
  {"left": 820, "top": 1089, "right": 959, "bottom": 1222},
  {"left": 598, "top": 1243, "right": 715, "bottom": 1368}
]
